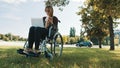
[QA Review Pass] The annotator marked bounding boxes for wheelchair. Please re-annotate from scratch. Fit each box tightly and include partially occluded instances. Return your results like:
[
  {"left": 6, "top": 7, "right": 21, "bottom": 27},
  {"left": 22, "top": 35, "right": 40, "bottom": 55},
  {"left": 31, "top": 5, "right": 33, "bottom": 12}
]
[{"left": 18, "top": 23, "right": 63, "bottom": 60}]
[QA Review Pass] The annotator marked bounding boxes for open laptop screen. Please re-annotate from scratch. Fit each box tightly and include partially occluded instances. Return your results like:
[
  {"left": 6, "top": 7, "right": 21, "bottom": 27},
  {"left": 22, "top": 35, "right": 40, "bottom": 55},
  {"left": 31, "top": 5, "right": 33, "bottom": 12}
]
[{"left": 31, "top": 18, "right": 44, "bottom": 28}]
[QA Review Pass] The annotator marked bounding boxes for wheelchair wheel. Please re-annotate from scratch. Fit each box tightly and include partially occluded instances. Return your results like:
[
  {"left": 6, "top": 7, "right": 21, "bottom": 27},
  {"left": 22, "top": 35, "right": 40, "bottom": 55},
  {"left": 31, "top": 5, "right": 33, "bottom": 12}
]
[{"left": 53, "top": 33, "right": 63, "bottom": 57}]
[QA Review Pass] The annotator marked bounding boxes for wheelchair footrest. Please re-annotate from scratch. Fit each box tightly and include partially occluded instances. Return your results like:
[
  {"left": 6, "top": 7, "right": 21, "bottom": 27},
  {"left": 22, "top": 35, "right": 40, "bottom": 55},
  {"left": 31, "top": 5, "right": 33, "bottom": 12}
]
[
  {"left": 17, "top": 49, "right": 27, "bottom": 55},
  {"left": 17, "top": 49, "right": 41, "bottom": 57},
  {"left": 26, "top": 52, "right": 40, "bottom": 57}
]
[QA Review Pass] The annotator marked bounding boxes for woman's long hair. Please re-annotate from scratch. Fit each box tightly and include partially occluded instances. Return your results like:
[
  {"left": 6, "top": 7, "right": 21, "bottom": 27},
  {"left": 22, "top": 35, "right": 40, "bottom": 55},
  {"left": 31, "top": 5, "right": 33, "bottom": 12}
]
[{"left": 45, "top": 6, "right": 53, "bottom": 17}]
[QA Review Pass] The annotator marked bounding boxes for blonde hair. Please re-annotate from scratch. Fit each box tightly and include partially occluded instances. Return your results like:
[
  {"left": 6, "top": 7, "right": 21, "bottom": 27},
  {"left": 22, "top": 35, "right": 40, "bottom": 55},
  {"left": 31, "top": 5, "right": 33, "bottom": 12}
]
[{"left": 45, "top": 6, "right": 53, "bottom": 17}]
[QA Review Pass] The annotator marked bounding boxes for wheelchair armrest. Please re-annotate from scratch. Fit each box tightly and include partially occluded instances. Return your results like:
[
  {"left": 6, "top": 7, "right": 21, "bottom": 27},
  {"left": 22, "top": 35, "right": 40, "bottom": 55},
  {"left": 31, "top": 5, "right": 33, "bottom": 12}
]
[{"left": 48, "top": 26, "right": 58, "bottom": 39}]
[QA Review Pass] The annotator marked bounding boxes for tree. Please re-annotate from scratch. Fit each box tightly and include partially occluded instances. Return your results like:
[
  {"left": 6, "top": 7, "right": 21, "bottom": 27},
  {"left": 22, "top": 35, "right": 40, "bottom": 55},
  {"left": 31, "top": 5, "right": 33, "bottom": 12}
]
[
  {"left": 62, "top": 35, "right": 68, "bottom": 44},
  {"left": 78, "top": 0, "right": 120, "bottom": 50},
  {"left": 72, "top": 27, "right": 76, "bottom": 37},
  {"left": 70, "top": 27, "right": 76, "bottom": 37},
  {"left": 78, "top": 5, "right": 109, "bottom": 48},
  {"left": 5, "top": 33, "right": 13, "bottom": 41},
  {"left": 0, "top": 34, "right": 2, "bottom": 39},
  {"left": 45, "top": 0, "right": 69, "bottom": 11},
  {"left": 69, "top": 37, "right": 76, "bottom": 44},
  {"left": 0, "top": 33, "right": 26, "bottom": 41},
  {"left": 88, "top": 27, "right": 108, "bottom": 48}
]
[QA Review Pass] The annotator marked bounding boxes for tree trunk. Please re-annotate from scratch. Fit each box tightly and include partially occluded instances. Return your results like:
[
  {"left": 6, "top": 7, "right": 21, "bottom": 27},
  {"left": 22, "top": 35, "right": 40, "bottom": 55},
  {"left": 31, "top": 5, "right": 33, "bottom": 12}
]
[
  {"left": 98, "top": 38, "right": 102, "bottom": 48},
  {"left": 108, "top": 16, "right": 114, "bottom": 50}
]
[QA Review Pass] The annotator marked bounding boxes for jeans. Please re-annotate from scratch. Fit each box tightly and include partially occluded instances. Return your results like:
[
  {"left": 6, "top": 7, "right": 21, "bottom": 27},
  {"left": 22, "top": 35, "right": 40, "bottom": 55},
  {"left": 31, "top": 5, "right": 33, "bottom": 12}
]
[{"left": 28, "top": 26, "right": 48, "bottom": 50}]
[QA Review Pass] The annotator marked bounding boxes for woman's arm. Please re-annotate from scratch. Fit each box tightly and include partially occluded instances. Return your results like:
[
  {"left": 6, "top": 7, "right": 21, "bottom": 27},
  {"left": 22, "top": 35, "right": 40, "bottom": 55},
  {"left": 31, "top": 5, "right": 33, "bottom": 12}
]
[{"left": 45, "top": 17, "right": 53, "bottom": 28}]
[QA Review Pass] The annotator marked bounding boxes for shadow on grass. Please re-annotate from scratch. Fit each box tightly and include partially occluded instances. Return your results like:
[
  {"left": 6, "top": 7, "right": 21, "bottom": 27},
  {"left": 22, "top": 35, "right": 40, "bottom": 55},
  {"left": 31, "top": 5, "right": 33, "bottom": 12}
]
[
  {"left": 0, "top": 47, "right": 120, "bottom": 68},
  {"left": 50, "top": 48, "right": 120, "bottom": 68},
  {"left": 0, "top": 48, "right": 43, "bottom": 68}
]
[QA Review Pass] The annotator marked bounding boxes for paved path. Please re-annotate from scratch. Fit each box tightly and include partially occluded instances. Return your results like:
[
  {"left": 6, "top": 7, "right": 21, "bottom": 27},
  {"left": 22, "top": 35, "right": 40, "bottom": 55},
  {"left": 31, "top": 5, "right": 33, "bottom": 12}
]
[
  {"left": 0, "top": 41, "right": 115, "bottom": 48},
  {"left": 0, "top": 41, "right": 25, "bottom": 46},
  {"left": 0, "top": 41, "right": 77, "bottom": 47}
]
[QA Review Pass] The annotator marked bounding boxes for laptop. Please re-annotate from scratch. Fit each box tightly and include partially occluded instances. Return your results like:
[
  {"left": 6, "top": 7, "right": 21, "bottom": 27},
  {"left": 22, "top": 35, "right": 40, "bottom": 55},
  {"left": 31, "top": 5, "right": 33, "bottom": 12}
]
[{"left": 31, "top": 18, "right": 44, "bottom": 28}]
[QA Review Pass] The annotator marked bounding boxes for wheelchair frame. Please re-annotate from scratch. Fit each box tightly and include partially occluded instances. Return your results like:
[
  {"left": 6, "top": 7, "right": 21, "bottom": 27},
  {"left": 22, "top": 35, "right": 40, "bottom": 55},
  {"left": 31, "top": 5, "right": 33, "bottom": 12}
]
[{"left": 23, "top": 25, "right": 63, "bottom": 60}]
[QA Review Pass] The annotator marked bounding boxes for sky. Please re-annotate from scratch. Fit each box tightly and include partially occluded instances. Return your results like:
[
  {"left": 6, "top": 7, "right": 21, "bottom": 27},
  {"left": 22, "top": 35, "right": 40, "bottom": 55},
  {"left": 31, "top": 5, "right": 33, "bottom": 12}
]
[{"left": 0, "top": 0, "right": 85, "bottom": 38}]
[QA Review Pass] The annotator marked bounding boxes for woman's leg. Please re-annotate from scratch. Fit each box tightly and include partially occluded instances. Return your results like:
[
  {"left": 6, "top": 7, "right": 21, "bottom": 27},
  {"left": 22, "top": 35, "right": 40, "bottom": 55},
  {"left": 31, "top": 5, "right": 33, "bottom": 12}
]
[
  {"left": 28, "top": 26, "right": 35, "bottom": 49},
  {"left": 34, "top": 27, "right": 41, "bottom": 50},
  {"left": 34, "top": 27, "right": 48, "bottom": 50}
]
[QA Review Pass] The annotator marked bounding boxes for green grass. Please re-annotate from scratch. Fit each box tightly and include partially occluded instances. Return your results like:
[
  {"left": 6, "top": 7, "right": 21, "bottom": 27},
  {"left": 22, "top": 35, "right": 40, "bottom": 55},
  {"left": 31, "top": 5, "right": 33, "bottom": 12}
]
[{"left": 0, "top": 46, "right": 120, "bottom": 68}]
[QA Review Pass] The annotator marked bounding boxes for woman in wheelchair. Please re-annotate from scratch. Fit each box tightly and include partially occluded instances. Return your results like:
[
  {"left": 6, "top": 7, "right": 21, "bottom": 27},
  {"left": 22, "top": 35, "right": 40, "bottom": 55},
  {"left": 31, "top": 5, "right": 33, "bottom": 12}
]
[{"left": 23, "top": 6, "right": 59, "bottom": 54}]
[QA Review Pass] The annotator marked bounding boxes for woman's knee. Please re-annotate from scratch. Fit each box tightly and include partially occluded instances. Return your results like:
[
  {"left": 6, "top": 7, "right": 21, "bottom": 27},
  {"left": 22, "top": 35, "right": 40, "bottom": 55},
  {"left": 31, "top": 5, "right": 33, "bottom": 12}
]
[{"left": 29, "top": 26, "right": 35, "bottom": 31}]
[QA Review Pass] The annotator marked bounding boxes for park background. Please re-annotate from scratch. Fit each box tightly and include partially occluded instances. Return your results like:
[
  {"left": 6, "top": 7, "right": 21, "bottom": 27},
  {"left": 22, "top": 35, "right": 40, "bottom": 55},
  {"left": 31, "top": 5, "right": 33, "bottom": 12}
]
[
  {"left": 0, "top": 0, "right": 120, "bottom": 46},
  {"left": 0, "top": 0, "right": 120, "bottom": 68}
]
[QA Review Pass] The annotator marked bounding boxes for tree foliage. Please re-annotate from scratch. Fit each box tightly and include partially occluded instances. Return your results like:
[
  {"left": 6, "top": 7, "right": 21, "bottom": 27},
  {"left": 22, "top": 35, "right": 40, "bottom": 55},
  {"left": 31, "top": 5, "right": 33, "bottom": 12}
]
[
  {"left": 45, "top": 0, "right": 69, "bottom": 11},
  {"left": 0, "top": 33, "right": 26, "bottom": 41},
  {"left": 70, "top": 27, "right": 76, "bottom": 37},
  {"left": 78, "top": 0, "right": 120, "bottom": 50}
]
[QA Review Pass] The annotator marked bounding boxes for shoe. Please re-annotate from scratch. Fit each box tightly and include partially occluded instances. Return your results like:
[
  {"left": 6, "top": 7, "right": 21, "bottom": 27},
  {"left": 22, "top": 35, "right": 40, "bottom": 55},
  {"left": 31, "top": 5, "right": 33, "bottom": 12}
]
[
  {"left": 23, "top": 48, "right": 33, "bottom": 54},
  {"left": 34, "top": 49, "right": 41, "bottom": 54}
]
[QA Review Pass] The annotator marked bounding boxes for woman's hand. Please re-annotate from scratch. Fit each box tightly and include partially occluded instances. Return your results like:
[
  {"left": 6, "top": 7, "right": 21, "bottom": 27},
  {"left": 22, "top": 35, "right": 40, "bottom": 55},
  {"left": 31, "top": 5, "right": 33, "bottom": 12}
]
[
  {"left": 48, "top": 17, "right": 53, "bottom": 24},
  {"left": 45, "top": 17, "right": 53, "bottom": 28}
]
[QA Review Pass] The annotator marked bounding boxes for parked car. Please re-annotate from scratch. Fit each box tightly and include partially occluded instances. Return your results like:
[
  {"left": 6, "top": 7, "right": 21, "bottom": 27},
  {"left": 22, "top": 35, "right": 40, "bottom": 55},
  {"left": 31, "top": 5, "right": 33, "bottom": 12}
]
[{"left": 76, "top": 41, "right": 93, "bottom": 47}]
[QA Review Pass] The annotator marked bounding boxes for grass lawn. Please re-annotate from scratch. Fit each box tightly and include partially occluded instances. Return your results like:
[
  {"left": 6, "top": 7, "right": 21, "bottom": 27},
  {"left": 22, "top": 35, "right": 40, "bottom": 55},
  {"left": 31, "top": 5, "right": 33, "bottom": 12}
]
[{"left": 0, "top": 46, "right": 120, "bottom": 68}]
